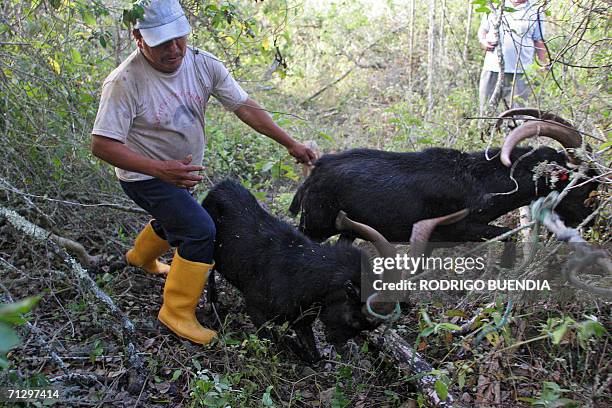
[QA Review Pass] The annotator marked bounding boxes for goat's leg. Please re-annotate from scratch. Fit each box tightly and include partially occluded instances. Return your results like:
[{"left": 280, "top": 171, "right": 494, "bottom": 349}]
[
  {"left": 206, "top": 269, "right": 217, "bottom": 305},
  {"left": 247, "top": 308, "right": 320, "bottom": 363},
  {"left": 463, "top": 224, "right": 516, "bottom": 268},
  {"left": 248, "top": 307, "right": 276, "bottom": 343},
  {"left": 205, "top": 269, "right": 223, "bottom": 328},
  {"left": 286, "top": 321, "right": 320, "bottom": 364}
]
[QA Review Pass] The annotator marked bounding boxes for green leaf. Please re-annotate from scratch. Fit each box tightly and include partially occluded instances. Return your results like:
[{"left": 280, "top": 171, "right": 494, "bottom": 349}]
[
  {"left": 70, "top": 48, "right": 82, "bottom": 64},
  {"left": 171, "top": 369, "right": 182, "bottom": 381},
  {"left": 445, "top": 309, "right": 467, "bottom": 318},
  {"left": 577, "top": 318, "right": 606, "bottom": 347},
  {"left": 0, "top": 322, "right": 21, "bottom": 353},
  {"left": 261, "top": 161, "right": 274, "bottom": 172},
  {"left": 318, "top": 131, "right": 335, "bottom": 143},
  {"left": 420, "top": 309, "right": 432, "bottom": 325},
  {"left": 434, "top": 379, "right": 448, "bottom": 401},
  {"left": 133, "top": 5, "right": 145, "bottom": 20},
  {"left": 81, "top": 11, "right": 96, "bottom": 27},
  {"left": 192, "top": 359, "right": 202, "bottom": 371},
  {"left": 420, "top": 327, "right": 435, "bottom": 337},
  {"left": 599, "top": 140, "right": 612, "bottom": 150},
  {"left": 458, "top": 371, "right": 466, "bottom": 389},
  {"left": 475, "top": 6, "right": 491, "bottom": 13},
  {"left": 438, "top": 323, "right": 462, "bottom": 331},
  {"left": 262, "top": 385, "right": 275, "bottom": 406},
  {"left": 551, "top": 321, "right": 569, "bottom": 344},
  {"left": 0, "top": 296, "right": 40, "bottom": 324}
]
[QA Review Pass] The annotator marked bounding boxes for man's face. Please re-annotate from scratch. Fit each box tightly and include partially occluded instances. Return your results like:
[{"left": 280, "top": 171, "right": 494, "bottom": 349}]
[{"left": 134, "top": 30, "right": 187, "bottom": 73}]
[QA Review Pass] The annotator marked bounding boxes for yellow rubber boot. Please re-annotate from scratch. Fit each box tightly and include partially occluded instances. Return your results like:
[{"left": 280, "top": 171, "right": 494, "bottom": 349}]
[
  {"left": 125, "top": 221, "right": 171, "bottom": 275},
  {"left": 158, "top": 250, "right": 217, "bottom": 344}
]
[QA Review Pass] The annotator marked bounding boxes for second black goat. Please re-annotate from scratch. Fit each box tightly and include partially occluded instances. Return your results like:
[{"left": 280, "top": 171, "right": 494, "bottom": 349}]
[
  {"left": 290, "top": 109, "right": 597, "bottom": 247},
  {"left": 202, "top": 180, "right": 393, "bottom": 363}
]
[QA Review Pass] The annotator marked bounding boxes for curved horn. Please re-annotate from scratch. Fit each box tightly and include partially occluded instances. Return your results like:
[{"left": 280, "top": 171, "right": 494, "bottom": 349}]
[
  {"left": 494, "top": 108, "right": 575, "bottom": 131},
  {"left": 409, "top": 209, "right": 470, "bottom": 259},
  {"left": 501, "top": 121, "right": 583, "bottom": 167},
  {"left": 335, "top": 211, "right": 396, "bottom": 258},
  {"left": 335, "top": 211, "right": 397, "bottom": 316}
]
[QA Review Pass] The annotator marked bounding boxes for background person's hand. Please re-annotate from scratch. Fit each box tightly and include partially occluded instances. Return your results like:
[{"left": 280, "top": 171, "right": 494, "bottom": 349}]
[
  {"left": 156, "top": 154, "right": 204, "bottom": 189},
  {"left": 480, "top": 32, "right": 498, "bottom": 51}
]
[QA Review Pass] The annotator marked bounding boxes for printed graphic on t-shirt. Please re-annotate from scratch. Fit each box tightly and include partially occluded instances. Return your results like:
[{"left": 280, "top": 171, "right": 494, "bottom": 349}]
[{"left": 154, "top": 91, "right": 204, "bottom": 131}]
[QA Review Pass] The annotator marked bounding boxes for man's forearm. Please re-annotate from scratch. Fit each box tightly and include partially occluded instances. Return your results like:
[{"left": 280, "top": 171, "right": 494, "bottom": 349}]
[
  {"left": 91, "top": 135, "right": 162, "bottom": 177},
  {"left": 233, "top": 98, "right": 297, "bottom": 149},
  {"left": 91, "top": 135, "right": 205, "bottom": 187}
]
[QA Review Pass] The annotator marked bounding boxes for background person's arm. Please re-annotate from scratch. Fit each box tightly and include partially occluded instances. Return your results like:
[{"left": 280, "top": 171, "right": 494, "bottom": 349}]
[
  {"left": 534, "top": 39, "right": 548, "bottom": 67},
  {"left": 91, "top": 135, "right": 204, "bottom": 188}
]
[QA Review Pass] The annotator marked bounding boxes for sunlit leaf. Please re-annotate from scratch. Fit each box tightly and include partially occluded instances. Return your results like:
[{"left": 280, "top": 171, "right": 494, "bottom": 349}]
[
  {"left": 70, "top": 48, "right": 82, "bottom": 64},
  {"left": 47, "top": 56, "right": 61, "bottom": 75},
  {"left": 81, "top": 11, "right": 96, "bottom": 27},
  {"left": 262, "top": 37, "right": 270, "bottom": 51}
]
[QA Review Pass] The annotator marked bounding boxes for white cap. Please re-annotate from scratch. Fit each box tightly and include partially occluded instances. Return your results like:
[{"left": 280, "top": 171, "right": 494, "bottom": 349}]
[{"left": 135, "top": 0, "right": 191, "bottom": 47}]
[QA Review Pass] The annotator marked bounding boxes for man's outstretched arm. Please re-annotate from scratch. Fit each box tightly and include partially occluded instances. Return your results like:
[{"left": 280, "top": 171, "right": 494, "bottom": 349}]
[{"left": 233, "top": 98, "right": 317, "bottom": 165}]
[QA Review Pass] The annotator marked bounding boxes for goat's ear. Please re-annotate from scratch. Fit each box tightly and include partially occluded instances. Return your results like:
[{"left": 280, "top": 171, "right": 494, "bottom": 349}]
[{"left": 344, "top": 280, "right": 360, "bottom": 300}]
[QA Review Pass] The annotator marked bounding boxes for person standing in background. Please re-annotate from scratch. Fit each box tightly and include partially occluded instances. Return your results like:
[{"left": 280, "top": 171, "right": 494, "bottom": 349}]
[{"left": 478, "top": 0, "right": 548, "bottom": 115}]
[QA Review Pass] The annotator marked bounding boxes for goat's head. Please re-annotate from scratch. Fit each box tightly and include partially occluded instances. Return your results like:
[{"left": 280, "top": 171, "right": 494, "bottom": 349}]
[
  {"left": 499, "top": 109, "right": 598, "bottom": 227},
  {"left": 319, "top": 272, "right": 380, "bottom": 344},
  {"left": 319, "top": 211, "right": 398, "bottom": 344}
]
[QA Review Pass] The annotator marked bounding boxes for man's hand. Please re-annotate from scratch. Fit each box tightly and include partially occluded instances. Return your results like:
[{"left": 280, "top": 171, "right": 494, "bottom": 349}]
[
  {"left": 480, "top": 39, "right": 496, "bottom": 51},
  {"left": 287, "top": 142, "right": 317, "bottom": 166},
  {"left": 156, "top": 155, "right": 204, "bottom": 189},
  {"left": 479, "top": 30, "right": 498, "bottom": 52}
]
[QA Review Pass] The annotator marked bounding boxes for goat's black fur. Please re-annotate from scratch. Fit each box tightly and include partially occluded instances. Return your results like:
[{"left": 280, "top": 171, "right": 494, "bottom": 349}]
[
  {"left": 290, "top": 147, "right": 596, "bottom": 244},
  {"left": 202, "top": 180, "right": 378, "bottom": 363}
]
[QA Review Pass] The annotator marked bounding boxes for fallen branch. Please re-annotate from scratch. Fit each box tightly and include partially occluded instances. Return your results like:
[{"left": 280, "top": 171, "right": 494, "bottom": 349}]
[
  {"left": 0, "top": 205, "right": 148, "bottom": 394},
  {"left": 0, "top": 205, "right": 101, "bottom": 267},
  {"left": 367, "top": 327, "right": 458, "bottom": 407}
]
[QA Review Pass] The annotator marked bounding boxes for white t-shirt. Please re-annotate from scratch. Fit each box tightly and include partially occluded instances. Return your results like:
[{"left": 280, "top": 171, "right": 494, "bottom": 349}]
[
  {"left": 92, "top": 46, "right": 248, "bottom": 181},
  {"left": 480, "top": 1, "right": 544, "bottom": 73}
]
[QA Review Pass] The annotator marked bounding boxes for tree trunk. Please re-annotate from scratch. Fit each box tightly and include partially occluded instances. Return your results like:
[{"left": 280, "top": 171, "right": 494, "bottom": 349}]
[
  {"left": 463, "top": 2, "right": 473, "bottom": 63},
  {"left": 427, "top": 0, "right": 437, "bottom": 113},
  {"left": 484, "top": 2, "right": 505, "bottom": 118},
  {"left": 408, "top": 0, "right": 416, "bottom": 91},
  {"left": 439, "top": 0, "right": 447, "bottom": 62}
]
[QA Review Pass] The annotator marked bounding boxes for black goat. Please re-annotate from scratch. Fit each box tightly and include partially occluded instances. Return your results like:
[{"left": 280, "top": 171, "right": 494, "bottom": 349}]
[
  {"left": 290, "top": 109, "right": 597, "bottom": 247},
  {"left": 202, "top": 180, "right": 394, "bottom": 363}
]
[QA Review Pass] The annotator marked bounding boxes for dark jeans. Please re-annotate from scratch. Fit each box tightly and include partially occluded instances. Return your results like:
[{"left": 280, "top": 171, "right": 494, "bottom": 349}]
[{"left": 120, "top": 179, "right": 216, "bottom": 264}]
